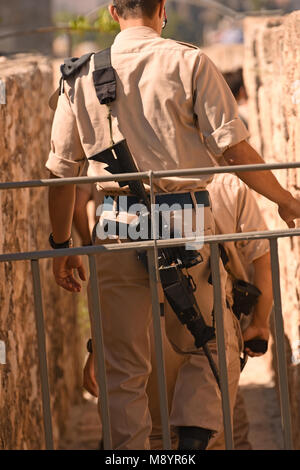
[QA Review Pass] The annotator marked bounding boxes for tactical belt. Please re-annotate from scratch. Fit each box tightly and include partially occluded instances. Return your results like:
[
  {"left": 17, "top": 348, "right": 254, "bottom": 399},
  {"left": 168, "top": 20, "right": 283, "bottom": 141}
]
[{"left": 103, "top": 190, "right": 211, "bottom": 213}]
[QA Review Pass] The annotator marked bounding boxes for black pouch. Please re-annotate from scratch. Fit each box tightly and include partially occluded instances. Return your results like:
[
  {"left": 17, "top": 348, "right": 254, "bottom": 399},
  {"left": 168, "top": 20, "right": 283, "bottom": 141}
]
[{"left": 232, "top": 279, "right": 261, "bottom": 320}]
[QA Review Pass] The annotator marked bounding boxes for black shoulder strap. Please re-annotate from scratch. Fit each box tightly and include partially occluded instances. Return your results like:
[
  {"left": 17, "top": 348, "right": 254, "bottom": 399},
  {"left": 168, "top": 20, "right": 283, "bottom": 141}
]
[
  {"left": 93, "top": 47, "right": 117, "bottom": 105},
  {"left": 58, "top": 49, "right": 116, "bottom": 106},
  {"left": 208, "top": 243, "right": 229, "bottom": 285},
  {"left": 60, "top": 52, "right": 93, "bottom": 79},
  {"left": 219, "top": 243, "right": 229, "bottom": 267}
]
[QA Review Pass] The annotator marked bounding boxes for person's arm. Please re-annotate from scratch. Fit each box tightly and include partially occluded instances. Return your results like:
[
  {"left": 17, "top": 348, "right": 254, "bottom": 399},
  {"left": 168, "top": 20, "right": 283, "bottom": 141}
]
[
  {"left": 73, "top": 186, "right": 93, "bottom": 246},
  {"left": 46, "top": 88, "right": 87, "bottom": 293},
  {"left": 192, "top": 54, "right": 300, "bottom": 227},
  {"left": 243, "top": 252, "right": 273, "bottom": 357},
  {"left": 223, "top": 140, "right": 300, "bottom": 228},
  {"left": 83, "top": 352, "right": 98, "bottom": 397},
  {"left": 49, "top": 174, "right": 76, "bottom": 244},
  {"left": 230, "top": 180, "right": 272, "bottom": 357},
  {"left": 48, "top": 174, "right": 87, "bottom": 293}
]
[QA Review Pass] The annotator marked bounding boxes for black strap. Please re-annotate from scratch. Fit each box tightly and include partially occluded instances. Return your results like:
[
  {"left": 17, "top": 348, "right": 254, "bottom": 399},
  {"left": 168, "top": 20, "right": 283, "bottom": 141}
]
[
  {"left": 93, "top": 47, "right": 117, "bottom": 105},
  {"left": 60, "top": 53, "right": 93, "bottom": 79},
  {"left": 208, "top": 243, "right": 227, "bottom": 285},
  {"left": 59, "top": 49, "right": 117, "bottom": 106},
  {"left": 219, "top": 243, "right": 229, "bottom": 267},
  {"left": 94, "top": 47, "right": 112, "bottom": 69}
]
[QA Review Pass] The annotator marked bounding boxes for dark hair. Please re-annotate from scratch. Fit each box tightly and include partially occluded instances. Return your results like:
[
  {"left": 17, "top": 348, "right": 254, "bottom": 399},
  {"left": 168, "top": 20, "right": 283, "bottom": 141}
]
[{"left": 113, "top": 0, "right": 161, "bottom": 19}]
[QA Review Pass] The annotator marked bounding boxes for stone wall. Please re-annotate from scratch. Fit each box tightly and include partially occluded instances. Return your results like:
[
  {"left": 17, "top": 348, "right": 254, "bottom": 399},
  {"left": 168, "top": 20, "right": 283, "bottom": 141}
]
[
  {"left": 0, "top": 54, "right": 82, "bottom": 449},
  {"left": 203, "top": 43, "right": 244, "bottom": 74},
  {"left": 243, "top": 11, "right": 300, "bottom": 448}
]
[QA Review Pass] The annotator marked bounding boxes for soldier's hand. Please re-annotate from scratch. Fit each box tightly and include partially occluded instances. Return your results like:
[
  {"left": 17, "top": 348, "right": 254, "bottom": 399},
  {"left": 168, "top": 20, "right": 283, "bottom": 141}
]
[
  {"left": 242, "top": 323, "right": 270, "bottom": 358},
  {"left": 83, "top": 353, "right": 99, "bottom": 398},
  {"left": 53, "top": 255, "right": 86, "bottom": 292},
  {"left": 278, "top": 194, "right": 300, "bottom": 228}
]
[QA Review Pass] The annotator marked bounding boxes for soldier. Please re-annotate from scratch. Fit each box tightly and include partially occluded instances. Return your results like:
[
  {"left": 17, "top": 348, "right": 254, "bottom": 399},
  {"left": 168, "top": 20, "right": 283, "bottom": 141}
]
[
  {"left": 46, "top": 0, "right": 300, "bottom": 450},
  {"left": 84, "top": 172, "right": 272, "bottom": 450},
  {"left": 209, "top": 173, "right": 272, "bottom": 449},
  {"left": 149, "top": 173, "right": 272, "bottom": 450}
]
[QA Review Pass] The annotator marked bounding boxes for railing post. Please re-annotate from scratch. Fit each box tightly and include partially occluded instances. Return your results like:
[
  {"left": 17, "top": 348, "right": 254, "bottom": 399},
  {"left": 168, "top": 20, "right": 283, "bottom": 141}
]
[
  {"left": 148, "top": 170, "right": 172, "bottom": 450},
  {"left": 88, "top": 254, "right": 112, "bottom": 450},
  {"left": 210, "top": 242, "right": 234, "bottom": 450},
  {"left": 147, "top": 249, "right": 172, "bottom": 450},
  {"left": 31, "top": 259, "right": 54, "bottom": 450},
  {"left": 269, "top": 238, "right": 293, "bottom": 450}
]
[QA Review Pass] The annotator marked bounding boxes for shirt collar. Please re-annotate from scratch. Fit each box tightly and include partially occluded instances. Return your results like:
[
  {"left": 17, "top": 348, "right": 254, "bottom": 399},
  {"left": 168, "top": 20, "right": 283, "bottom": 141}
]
[{"left": 113, "top": 26, "right": 160, "bottom": 45}]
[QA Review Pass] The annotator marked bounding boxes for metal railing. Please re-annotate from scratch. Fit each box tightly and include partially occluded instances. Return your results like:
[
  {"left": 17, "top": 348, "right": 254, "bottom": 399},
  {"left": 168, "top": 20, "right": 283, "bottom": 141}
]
[{"left": 0, "top": 161, "right": 299, "bottom": 450}]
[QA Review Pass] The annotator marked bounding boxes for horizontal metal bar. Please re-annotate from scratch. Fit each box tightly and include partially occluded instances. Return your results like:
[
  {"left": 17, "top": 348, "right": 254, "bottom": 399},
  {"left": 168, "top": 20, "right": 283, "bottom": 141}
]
[
  {"left": 0, "top": 228, "right": 299, "bottom": 264},
  {"left": 0, "top": 161, "right": 300, "bottom": 190}
]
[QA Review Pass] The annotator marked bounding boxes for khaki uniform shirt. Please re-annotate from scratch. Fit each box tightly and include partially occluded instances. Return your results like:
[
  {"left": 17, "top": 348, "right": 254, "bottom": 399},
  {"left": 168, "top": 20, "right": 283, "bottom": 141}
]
[
  {"left": 208, "top": 173, "right": 270, "bottom": 283},
  {"left": 46, "top": 26, "right": 249, "bottom": 193}
]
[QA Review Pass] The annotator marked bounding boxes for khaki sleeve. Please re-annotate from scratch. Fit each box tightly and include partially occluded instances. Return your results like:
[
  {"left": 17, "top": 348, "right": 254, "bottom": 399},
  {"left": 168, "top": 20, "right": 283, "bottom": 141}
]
[
  {"left": 235, "top": 183, "right": 270, "bottom": 264},
  {"left": 193, "top": 53, "right": 249, "bottom": 157},
  {"left": 46, "top": 91, "right": 86, "bottom": 178}
]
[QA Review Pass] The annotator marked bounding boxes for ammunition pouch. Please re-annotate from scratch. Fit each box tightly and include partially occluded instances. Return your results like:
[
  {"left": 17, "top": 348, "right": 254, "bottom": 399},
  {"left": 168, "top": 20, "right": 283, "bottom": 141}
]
[
  {"left": 232, "top": 279, "right": 261, "bottom": 320},
  {"left": 218, "top": 243, "right": 262, "bottom": 320}
]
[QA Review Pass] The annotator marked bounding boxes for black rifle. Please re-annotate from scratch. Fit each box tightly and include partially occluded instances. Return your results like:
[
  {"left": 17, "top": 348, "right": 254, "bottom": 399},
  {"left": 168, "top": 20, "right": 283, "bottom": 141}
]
[{"left": 89, "top": 140, "right": 220, "bottom": 388}]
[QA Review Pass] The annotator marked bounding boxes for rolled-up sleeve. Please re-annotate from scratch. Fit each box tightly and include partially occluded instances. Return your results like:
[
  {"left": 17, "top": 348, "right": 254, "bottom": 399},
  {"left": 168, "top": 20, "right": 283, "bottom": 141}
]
[
  {"left": 193, "top": 53, "right": 249, "bottom": 157},
  {"left": 46, "top": 92, "right": 86, "bottom": 178}
]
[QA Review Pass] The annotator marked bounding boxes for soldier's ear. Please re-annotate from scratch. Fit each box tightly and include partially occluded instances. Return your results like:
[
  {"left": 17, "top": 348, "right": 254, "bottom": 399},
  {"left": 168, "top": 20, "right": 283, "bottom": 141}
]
[
  {"left": 108, "top": 5, "right": 119, "bottom": 23},
  {"left": 158, "top": 0, "right": 166, "bottom": 19}
]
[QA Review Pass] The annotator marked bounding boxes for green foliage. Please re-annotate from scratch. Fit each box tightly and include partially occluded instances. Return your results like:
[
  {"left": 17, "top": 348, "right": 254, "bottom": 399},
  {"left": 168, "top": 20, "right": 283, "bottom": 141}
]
[
  {"left": 54, "top": 8, "right": 119, "bottom": 35},
  {"left": 69, "top": 15, "right": 92, "bottom": 32},
  {"left": 53, "top": 10, "right": 76, "bottom": 25},
  {"left": 250, "top": 0, "right": 268, "bottom": 10},
  {"left": 53, "top": 8, "right": 120, "bottom": 49},
  {"left": 94, "top": 9, "right": 120, "bottom": 34}
]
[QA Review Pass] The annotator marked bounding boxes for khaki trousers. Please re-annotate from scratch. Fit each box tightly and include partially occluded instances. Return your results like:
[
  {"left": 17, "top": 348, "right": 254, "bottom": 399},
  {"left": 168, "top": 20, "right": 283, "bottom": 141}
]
[
  {"left": 233, "top": 388, "right": 252, "bottom": 450},
  {"left": 92, "top": 203, "right": 241, "bottom": 449},
  {"left": 147, "top": 316, "right": 241, "bottom": 450}
]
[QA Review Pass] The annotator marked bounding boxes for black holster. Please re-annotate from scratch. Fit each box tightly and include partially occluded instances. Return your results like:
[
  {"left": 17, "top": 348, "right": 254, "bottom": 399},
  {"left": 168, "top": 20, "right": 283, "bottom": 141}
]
[{"left": 232, "top": 279, "right": 261, "bottom": 320}]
